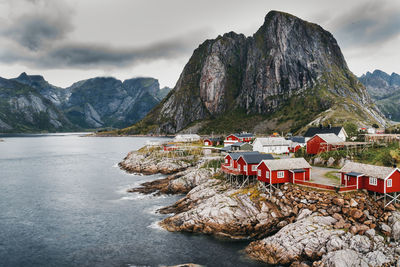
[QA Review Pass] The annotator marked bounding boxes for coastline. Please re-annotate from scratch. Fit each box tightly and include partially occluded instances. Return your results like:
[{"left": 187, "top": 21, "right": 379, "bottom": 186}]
[{"left": 119, "top": 144, "right": 400, "bottom": 266}]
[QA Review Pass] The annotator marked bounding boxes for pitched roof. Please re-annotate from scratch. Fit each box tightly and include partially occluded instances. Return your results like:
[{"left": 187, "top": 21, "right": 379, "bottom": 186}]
[
  {"left": 340, "top": 162, "right": 396, "bottom": 179},
  {"left": 254, "top": 137, "right": 292, "bottom": 146},
  {"left": 220, "top": 145, "right": 233, "bottom": 152},
  {"left": 260, "top": 158, "right": 311, "bottom": 171},
  {"left": 205, "top": 137, "right": 221, "bottom": 142},
  {"left": 231, "top": 133, "right": 254, "bottom": 138},
  {"left": 231, "top": 142, "right": 253, "bottom": 147},
  {"left": 239, "top": 153, "right": 274, "bottom": 164},
  {"left": 314, "top": 133, "right": 343, "bottom": 144},
  {"left": 304, "top": 127, "right": 345, "bottom": 138},
  {"left": 289, "top": 136, "right": 305, "bottom": 143},
  {"left": 228, "top": 151, "right": 259, "bottom": 160}
]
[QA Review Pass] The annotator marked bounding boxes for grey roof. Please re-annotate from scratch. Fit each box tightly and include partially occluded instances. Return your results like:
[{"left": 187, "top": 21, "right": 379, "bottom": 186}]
[
  {"left": 220, "top": 145, "right": 233, "bottom": 152},
  {"left": 289, "top": 136, "right": 305, "bottom": 144},
  {"left": 304, "top": 127, "right": 345, "bottom": 138},
  {"left": 340, "top": 161, "right": 396, "bottom": 179},
  {"left": 260, "top": 158, "right": 311, "bottom": 171},
  {"left": 240, "top": 153, "right": 274, "bottom": 164},
  {"left": 233, "top": 133, "right": 254, "bottom": 138},
  {"left": 254, "top": 137, "right": 292, "bottom": 146},
  {"left": 205, "top": 137, "right": 221, "bottom": 142},
  {"left": 314, "top": 133, "right": 343, "bottom": 144},
  {"left": 228, "top": 151, "right": 259, "bottom": 160}
]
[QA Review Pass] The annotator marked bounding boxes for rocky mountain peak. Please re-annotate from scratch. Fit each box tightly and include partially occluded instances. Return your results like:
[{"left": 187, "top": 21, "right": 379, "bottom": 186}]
[{"left": 122, "top": 10, "right": 386, "bottom": 135}]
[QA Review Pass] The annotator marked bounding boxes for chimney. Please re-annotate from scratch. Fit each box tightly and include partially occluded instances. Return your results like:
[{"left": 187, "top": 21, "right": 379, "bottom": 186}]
[{"left": 319, "top": 124, "right": 323, "bottom": 129}]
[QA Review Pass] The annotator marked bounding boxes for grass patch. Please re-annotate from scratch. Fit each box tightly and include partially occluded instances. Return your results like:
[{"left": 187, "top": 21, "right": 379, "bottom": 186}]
[{"left": 324, "top": 171, "right": 340, "bottom": 182}]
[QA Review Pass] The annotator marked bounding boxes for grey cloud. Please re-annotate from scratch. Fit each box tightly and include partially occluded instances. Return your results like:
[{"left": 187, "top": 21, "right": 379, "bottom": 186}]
[
  {"left": 330, "top": 1, "right": 400, "bottom": 48},
  {"left": 4, "top": 13, "right": 73, "bottom": 50},
  {"left": 0, "top": 29, "right": 209, "bottom": 69}
]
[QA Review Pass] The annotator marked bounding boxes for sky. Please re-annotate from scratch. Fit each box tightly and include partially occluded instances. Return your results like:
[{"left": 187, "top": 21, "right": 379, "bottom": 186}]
[{"left": 0, "top": 0, "right": 399, "bottom": 88}]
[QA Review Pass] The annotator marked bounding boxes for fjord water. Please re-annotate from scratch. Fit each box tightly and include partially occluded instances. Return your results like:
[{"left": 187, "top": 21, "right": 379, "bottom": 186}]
[{"left": 0, "top": 134, "right": 264, "bottom": 267}]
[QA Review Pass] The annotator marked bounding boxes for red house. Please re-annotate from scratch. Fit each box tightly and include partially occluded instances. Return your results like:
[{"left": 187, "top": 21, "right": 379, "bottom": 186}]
[
  {"left": 339, "top": 162, "right": 400, "bottom": 194},
  {"left": 224, "top": 133, "right": 254, "bottom": 146},
  {"left": 236, "top": 153, "right": 274, "bottom": 176},
  {"left": 222, "top": 152, "right": 259, "bottom": 174},
  {"left": 306, "top": 133, "right": 344, "bottom": 155},
  {"left": 257, "top": 158, "right": 311, "bottom": 184},
  {"left": 163, "top": 144, "right": 177, "bottom": 151},
  {"left": 289, "top": 143, "right": 302, "bottom": 153},
  {"left": 204, "top": 138, "right": 221, "bottom": 146}
]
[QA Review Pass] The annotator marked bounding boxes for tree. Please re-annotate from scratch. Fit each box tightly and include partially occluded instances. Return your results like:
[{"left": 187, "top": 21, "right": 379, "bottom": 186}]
[{"left": 344, "top": 122, "right": 358, "bottom": 139}]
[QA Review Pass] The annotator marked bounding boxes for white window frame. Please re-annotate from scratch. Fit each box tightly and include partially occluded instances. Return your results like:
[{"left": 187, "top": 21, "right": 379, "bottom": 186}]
[
  {"left": 277, "top": 171, "right": 284, "bottom": 178},
  {"left": 225, "top": 158, "right": 228, "bottom": 164},
  {"left": 258, "top": 169, "right": 261, "bottom": 176},
  {"left": 243, "top": 165, "right": 247, "bottom": 171},
  {"left": 266, "top": 171, "right": 270, "bottom": 178},
  {"left": 387, "top": 179, "right": 392, "bottom": 187},
  {"left": 369, "top": 177, "right": 377, "bottom": 186},
  {"left": 252, "top": 165, "right": 257, "bottom": 171}
]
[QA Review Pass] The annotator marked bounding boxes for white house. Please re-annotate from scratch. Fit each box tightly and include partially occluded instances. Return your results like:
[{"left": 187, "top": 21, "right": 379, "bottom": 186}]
[
  {"left": 174, "top": 134, "right": 201, "bottom": 142},
  {"left": 253, "top": 137, "right": 292, "bottom": 154}
]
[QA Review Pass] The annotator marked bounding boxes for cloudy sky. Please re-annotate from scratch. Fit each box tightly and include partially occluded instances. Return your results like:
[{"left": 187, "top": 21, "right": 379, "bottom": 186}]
[{"left": 0, "top": 0, "right": 399, "bottom": 88}]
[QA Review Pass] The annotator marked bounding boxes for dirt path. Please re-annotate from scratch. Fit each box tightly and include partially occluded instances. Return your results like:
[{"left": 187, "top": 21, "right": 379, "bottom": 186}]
[{"left": 310, "top": 166, "right": 341, "bottom": 186}]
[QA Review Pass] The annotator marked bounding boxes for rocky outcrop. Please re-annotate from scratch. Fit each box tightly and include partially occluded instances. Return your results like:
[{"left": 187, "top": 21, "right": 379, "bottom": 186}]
[
  {"left": 123, "top": 10, "right": 386, "bottom": 135},
  {"left": 119, "top": 150, "right": 194, "bottom": 175},
  {"left": 128, "top": 167, "right": 216, "bottom": 195},
  {"left": 246, "top": 213, "right": 398, "bottom": 265},
  {"left": 159, "top": 180, "right": 289, "bottom": 239}
]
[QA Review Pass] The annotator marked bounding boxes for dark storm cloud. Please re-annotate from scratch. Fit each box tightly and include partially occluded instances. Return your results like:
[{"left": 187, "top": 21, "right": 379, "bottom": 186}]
[
  {"left": 38, "top": 35, "right": 202, "bottom": 68},
  {"left": 4, "top": 13, "right": 73, "bottom": 50},
  {"left": 331, "top": 1, "right": 400, "bottom": 47},
  {"left": 0, "top": 0, "right": 209, "bottom": 69}
]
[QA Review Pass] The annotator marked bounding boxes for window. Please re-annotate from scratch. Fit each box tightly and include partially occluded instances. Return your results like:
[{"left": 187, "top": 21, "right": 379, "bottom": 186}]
[
  {"left": 266, "top": 171, "right": 270, "bottom": 178},
  {"left": 252, "top": 165, "right": 257, "bottom": 171},
  {"left": 369, "top": 177, "right": 377, "bottom": 186},
  {"left": 244, "top": 165, "right": 247, "bottom": 171},
  {"left": 387, "top": 179, "right": 392, "bottom": 187},
  {"left": 225, "top": 159, "right": 228, "bottom": 164},
  {"left": 258, "top": 169, "right": 261, "bottom": 176},
  {"left": 277, "top": 171, "right": 285, "bottom": 178}
]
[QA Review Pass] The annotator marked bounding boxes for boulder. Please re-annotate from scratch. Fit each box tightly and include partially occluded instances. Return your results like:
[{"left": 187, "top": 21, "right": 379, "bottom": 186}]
[{"left": 321, "top": 249, "right": 368, "bottom": 267}]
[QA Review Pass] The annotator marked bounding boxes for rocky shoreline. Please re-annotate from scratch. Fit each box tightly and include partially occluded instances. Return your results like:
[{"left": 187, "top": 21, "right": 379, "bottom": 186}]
[{"left": 120, "top": 145, "right": 400, "bottom": 266}]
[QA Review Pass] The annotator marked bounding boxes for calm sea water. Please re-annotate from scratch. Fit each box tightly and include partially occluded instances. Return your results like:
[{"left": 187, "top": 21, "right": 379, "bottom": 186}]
[{"left": 0, "top": 134, "right": 265, "bottom": 267}]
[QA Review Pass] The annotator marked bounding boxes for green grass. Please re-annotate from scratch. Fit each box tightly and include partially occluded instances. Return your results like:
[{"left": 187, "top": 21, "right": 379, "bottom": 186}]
[{"left": 324, "top": 171, "right": 340, "bottom": 182}]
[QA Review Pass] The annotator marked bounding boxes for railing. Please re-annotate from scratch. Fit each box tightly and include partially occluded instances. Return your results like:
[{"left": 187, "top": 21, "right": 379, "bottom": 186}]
[
  {"left": 221, "top": 165, "right": 242, "bottom": 175},
  {"left": 293, "top": 179, "right": 358, "bottom": 192}
]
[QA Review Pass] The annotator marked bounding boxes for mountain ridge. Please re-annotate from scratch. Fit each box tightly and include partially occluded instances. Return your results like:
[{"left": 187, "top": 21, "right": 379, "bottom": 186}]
[
  {"left": 359, "top": 70, "right": 400, "bottom": 121},
  {"left": 0, "top": 73, "right": 171, "bottom": 132}
]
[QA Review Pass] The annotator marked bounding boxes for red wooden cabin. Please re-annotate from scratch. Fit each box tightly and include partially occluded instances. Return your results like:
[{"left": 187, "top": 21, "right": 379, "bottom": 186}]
[
  {"left": 339, "top": 162, "right": 400, "bottom": 193},
  {"left": 257, "top": 158, "right": 311, "bottom": 184},
  {"left": 224, "top": 133, "right": 254, "bottom": 146},
  {"left": 289, "top": 144, "right": 302, "bottom": 153},
  {"left": 163, "top": 144, "right": 177, "bottom": 151},
  {"left": 236, "top": 153, "right": 274, "bottom": 176},
  {"left": 306, "top": 133, "right": 344, "bottom": 155},
  {"left": 204, "top": 138, "right": 221, "bottom": 146},
  {"left": 222, "top": 152, "right": 259, "bottom": 174}
]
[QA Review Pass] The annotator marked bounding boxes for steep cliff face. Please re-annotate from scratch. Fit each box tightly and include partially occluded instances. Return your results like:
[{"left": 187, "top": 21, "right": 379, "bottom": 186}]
[
  {"left": 123, "top": 11, "right": 386, "bottom": 135},
  {"left": 64, "top": 77, "right": 169, "bottom": 128},
  {"left": 359, "top": 70, "right": 400, "bottom": 121},
  {"left": 1, "top": 73, "right": 171, "bottom": 132},
  {"left": 0, "top": 77, "right": 74, "bottom": 132}
]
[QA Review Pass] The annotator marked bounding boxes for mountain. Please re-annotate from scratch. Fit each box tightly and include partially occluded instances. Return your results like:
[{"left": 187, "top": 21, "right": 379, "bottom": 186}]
[
  {"left": 0, "top": 73, "right": 171, "bottom": 132},
  {"left": 359, "top": 70, "right": 400, "bottom": 121},
  {"left": 63, "top": 77, "right": 170, "bottom": 128},
  {"left": 120, "top": 11, "right": 386, "bottom": 135},
  {"left": 0, "top": 77, "right": 74, "bottom": 132}
]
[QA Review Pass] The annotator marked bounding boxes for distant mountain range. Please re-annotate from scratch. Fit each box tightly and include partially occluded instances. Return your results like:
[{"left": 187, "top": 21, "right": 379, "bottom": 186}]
[
  {"left": 0, "top": 73, "right": 170, "bottom": 132},
  {"left": 359, "top": 70, "right": 400, "bottom": 122},
  {"left": 118, "top": 10, "right": 386, "bottom": 135}
]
